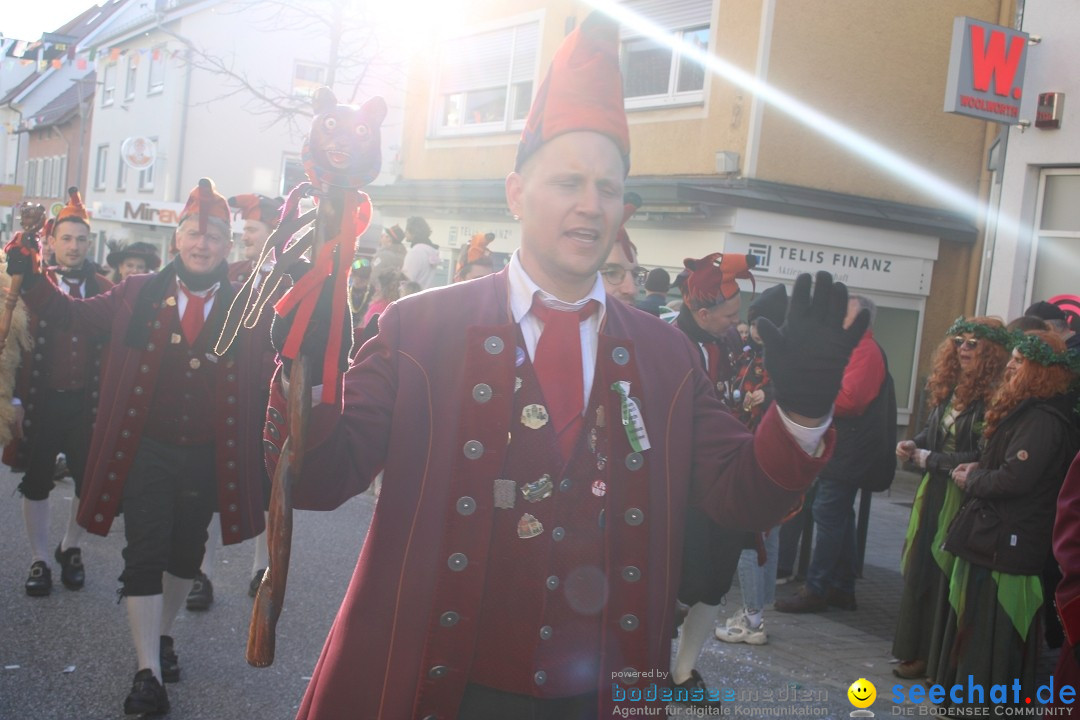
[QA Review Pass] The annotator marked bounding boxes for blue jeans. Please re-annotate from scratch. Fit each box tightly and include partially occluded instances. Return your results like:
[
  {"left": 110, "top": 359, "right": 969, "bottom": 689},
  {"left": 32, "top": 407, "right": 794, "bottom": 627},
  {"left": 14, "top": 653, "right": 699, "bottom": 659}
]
[
  {"left": 806, "top": 475, "right": 858, "bottom": 596},
  {"left": 737, "top": 526, "right": 780, "bottom": 612}
]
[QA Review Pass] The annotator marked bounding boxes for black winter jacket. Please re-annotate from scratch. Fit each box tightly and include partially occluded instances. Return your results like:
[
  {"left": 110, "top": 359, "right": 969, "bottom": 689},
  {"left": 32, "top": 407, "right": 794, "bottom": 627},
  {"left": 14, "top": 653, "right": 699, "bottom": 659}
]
[{"left": 944, "top": 395, "right": 1080, "bottom": 575}]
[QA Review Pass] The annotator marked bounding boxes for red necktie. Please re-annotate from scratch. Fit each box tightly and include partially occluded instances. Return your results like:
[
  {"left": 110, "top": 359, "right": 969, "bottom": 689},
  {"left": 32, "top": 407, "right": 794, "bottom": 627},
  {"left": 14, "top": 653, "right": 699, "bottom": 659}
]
[
  {"left": 530, "top": 296, "right": 598, "bottom": 459},
  {"left": 63, "top": 278, "right": 83, "bottom": 299},
  {"left": 179, "top": 283, "right": 215, "bottom": 345}
]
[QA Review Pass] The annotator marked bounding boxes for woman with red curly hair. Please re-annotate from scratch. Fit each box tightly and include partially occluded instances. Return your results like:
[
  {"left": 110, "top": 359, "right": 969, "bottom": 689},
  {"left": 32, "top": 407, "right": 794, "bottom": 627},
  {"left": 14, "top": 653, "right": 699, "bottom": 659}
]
[
  {"left": 935, "top": 330, "right": 1080, "bottom": 709},
  {"left": 891, "top": 318, "right": 1010, "bottom": 680}
]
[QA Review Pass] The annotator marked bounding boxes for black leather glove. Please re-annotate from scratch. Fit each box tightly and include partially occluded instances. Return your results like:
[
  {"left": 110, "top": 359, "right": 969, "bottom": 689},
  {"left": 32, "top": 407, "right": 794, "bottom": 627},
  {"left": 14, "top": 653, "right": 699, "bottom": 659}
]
[
  {"left": 4, "top": 236, "right": 41, "bottom": 277},
  {"left": 271, "top": 279, "right": 353, "bottom": 386},
  {"left": 755, "top": 271, "right": 869, "bottom": 419}
]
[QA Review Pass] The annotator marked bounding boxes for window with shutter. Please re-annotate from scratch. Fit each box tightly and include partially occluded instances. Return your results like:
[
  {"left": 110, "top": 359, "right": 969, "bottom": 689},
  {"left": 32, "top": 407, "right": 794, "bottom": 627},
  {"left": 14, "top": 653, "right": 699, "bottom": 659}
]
[
  {"left": 619, "top": 0, "right": 712, "bottom": 109},
  {"left": 433, "top": 15, "right": 540, "bottom": 136}
]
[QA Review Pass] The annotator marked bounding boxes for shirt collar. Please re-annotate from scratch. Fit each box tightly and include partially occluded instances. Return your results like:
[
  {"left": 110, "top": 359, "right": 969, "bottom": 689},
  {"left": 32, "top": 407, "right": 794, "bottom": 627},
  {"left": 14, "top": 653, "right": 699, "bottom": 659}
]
[{"left": 507, "top": 250, "right": 607, "bottom": 324}]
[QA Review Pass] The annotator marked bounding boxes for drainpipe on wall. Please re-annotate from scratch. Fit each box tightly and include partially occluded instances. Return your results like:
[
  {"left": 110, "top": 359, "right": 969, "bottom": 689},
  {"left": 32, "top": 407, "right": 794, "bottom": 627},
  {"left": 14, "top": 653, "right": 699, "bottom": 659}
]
[{"left": 173, "top": 46, "right": 193, "bottom": 202}]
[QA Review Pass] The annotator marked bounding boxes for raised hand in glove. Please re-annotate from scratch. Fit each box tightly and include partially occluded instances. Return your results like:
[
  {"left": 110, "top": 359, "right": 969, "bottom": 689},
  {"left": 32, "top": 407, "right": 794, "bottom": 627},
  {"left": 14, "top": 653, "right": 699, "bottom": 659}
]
[
  {"left": 755, "top": 271, "right": 869, "bottom": 422},
  {"left": 3, "top": 235, "right": 42, "bottom": 278}
]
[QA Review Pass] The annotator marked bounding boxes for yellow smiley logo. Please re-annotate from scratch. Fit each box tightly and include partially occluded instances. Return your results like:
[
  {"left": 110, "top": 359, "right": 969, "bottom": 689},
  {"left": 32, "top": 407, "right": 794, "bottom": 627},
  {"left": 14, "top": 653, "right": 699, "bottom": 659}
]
[{"left": 848, "top": 678, "right": 876, "bottom": 708}]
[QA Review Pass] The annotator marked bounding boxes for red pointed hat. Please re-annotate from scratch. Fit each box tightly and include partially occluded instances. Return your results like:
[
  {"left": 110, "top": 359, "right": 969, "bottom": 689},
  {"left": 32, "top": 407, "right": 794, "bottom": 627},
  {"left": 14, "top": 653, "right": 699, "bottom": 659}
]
[
  {"left": 56, "top": 186, "right": 90, "bottom": 225},
  {"left": 515, "top": 12, "right": 630, "bottom": 172},
  {"left": 179, "top": 178, "right": 231, "bottom": 234},
  {"left": 228, "top": 194, "right": 285, "bottom": 228},
  {"left": 682, "top": 253, "right": 758, "bottom": 305},
  {"left": 615, "top": 192, "right": 642, "bottom": 264}
]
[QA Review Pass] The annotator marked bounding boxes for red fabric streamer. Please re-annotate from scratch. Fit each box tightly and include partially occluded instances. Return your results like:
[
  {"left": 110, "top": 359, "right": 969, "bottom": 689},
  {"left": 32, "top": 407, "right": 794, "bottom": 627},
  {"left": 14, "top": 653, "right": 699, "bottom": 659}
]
[{"left": 273, "top": 191, "right": 372, "bottom": 404}]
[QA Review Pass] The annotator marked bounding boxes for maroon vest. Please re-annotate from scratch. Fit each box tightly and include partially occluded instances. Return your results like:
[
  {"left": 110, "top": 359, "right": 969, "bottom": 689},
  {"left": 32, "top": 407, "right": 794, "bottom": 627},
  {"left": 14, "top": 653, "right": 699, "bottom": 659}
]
[
  {"left": 143, "top": 299, "right": 217, "bottom": 445},
  {"left": 468, "top": 345, "right": 610, "bottom": 696}
]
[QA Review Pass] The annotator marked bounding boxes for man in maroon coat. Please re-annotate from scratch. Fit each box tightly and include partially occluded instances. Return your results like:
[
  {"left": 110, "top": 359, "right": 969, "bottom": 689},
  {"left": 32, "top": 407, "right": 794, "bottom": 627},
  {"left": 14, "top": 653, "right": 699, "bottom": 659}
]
[
  {"left": 6, "top": 188, "right": 111, "bottom": 597},
  {"left": 9, "top": 178, "right": 266, "bottom": 716},
  {"left": 187, "top": 191, "right": 285, "bottom": 612},
  {"left": 265, "top": 13, "right": 867, "bottom": 719}
]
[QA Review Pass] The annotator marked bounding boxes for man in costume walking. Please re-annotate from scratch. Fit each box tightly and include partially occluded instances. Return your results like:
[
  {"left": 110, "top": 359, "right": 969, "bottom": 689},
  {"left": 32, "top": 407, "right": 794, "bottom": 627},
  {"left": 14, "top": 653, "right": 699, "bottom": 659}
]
[
  {"left": 265, "top": 13, "right": 867, "bottom": 719},
  {"left": 9, "top": 178, "right": 267, "bottom": 715},
  {"left": 6, "top": 188, "right": 111, "bottom": 596}
]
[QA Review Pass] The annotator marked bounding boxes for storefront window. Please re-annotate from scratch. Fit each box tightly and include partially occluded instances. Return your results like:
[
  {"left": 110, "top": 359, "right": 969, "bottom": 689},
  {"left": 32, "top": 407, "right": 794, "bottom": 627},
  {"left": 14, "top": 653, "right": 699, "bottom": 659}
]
[{"left": 1030, "top": 169, "right": 1080, "bottom": 303}]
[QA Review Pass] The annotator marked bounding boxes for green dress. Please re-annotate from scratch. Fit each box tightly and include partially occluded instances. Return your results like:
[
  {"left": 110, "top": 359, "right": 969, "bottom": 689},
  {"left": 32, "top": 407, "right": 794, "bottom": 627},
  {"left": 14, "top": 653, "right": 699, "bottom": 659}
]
[{"left": 893, "top": 402, "right": 969, "bottom": 665}]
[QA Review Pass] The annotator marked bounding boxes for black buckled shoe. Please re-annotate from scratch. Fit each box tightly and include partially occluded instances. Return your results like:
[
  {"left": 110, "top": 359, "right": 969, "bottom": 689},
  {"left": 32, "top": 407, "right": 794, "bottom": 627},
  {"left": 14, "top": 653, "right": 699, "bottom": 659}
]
[
  {"left": 670, "top": 669, "right": 721, "bottom": 707},
  {"left": 159, "top": 635, "right": 180, "bottom": 683},
  {"left": 123, "top": 669, "right": 170, "bottom": 715},
  {"left": 185, "top": 572, "right": 213, "bottom": 611},
  {"left": 25, "top": 560, "right": 52, "bottom": 597},
  {"left": 54, "top": 543, "right": 85, "bottom": 590},
  {"left": 249, "top": 568, "right": 266, "bottom": 598}
]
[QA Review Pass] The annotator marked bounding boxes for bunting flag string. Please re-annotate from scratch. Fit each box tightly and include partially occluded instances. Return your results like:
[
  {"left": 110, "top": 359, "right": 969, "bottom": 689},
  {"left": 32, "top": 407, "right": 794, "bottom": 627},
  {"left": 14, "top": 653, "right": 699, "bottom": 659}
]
[{"left": 0, "top": 41, "right": 172, "bottom": 74}]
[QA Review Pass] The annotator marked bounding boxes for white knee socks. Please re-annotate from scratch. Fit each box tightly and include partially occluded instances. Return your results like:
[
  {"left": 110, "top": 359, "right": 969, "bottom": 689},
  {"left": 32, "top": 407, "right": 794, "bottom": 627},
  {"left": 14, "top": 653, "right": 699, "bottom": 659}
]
[
  {"left": 251, "top": 512, "right": 269, "bottom": 576},
  {"left": 161, "top": 573, "right": 193, "bottom": 637},
  {"left": 60, "top": 495, "right": 84, "bottom": 553},
  {"left": 672, "top": 601, "right": 721, "bottom": 685},
  {"left": 126, "top": 594, "right": 164, "bottom": 682},
  {"left": 22, "top": 498, "right": 51, "bottom": 564},
  {"left": 200, "top": 515, "right": 221, "bottom": 579}
]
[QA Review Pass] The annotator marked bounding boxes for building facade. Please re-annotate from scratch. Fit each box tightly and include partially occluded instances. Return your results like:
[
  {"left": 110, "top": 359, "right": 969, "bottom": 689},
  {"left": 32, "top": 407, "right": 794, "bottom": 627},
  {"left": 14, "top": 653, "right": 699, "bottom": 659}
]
[
  {"left": 82, "top": 0, "right": 405, "bottom": 263},
  {"left": 979, "top": 0, "right": 1080, "bottom": 321},
  {"left": 369, "top": 0, "right": 1012, "bottom": 428}
]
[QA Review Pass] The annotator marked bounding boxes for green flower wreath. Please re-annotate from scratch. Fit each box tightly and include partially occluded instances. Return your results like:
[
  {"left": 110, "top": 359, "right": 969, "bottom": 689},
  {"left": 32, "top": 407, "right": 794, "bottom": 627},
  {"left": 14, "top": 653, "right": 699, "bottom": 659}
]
[
  {"left": 1012, "top": 332, "right": 1080, "bottom": 372},
  {"left": 945, "top": 316, "right": 1014, "bottom": 348}
]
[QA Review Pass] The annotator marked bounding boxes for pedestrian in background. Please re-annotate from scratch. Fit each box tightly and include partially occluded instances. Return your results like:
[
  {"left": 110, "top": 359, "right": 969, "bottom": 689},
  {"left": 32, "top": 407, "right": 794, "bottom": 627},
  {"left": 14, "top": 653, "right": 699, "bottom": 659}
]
[
  {"left": 402, "top": 215, "right": 440, "bottom": 290},
  {"left": 892, "top": 317, "right": 1010, "bottom": 680}
]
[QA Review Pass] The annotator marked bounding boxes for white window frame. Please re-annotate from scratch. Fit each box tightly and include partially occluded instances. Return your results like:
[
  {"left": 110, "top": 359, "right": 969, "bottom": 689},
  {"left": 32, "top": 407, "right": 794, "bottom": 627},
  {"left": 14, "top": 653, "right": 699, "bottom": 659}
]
[
  {"left": 42, "top": 157, "right": 53, "bottom": 199},
  {"left": 124, "top": 58, "right": 137, "bottom": 102},
  {"left": 147, "top": 45, "right": 166, "bottom": 94},
  {"left": 55, "top": 156, "right": 67, "bottom": 198},
  {"left": 1025, "top": 167, "right": 1080, "bottom": 307},
  {"left": 431, "top": 11, "right": 542, "bottom": 138},
  {"left": 117, "top": 154, "right": 128, "bottom": 191},
  {"left": 102, "top": 62, "right": 117, "bottom": 106},
  {"left": 94, "top": 145, "right": 109, "bottom": 190},
  {"left": 138, "top": 136, "right": 157, "bottom": 192},
  {"left": 25, "top": 159, "right": 38, "bottom": 197},
  {"left": 619, "top": 0, "right": 712, "bottom": 110}
]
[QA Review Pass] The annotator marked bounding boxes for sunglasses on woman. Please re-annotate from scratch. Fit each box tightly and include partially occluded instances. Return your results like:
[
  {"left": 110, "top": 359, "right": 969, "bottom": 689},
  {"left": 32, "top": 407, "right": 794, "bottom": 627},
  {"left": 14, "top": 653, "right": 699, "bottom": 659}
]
[{"left": 952, "top": 336, "right": 978, "bottom": 350}]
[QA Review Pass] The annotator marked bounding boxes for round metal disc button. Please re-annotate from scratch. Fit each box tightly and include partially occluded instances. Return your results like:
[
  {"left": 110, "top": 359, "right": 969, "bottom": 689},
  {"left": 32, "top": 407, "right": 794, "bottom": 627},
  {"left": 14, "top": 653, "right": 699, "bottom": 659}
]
[
  {"left": 552, "top": 527, "right": 565, "bottom": 541},
  {"left": 456, "top": 496, "right": 476, "bottom": 516},
  {"left": 622, "top": 566, "right": 641, "bottom": 582},
  {"left": 472, "top": 383, "right": 492, "bottom": 403},
  {"left": 612, "top": 347, "right": 630, "bottom": 365},
  {"left": 539, "top": 625, "right": 553, "bottom": 640},
  {"left": 439, "top": 611, "right": 460, "bottom": 627},
  {"left": 534, "top": 671, "right": 547, "bottom": 686},
  {"left": 484, "top": 336, "right": 505, "bottom": 355},
  {"left": 625, "top": 452, "right": 643, "bottom": 471},
  {"left": 448, "top": 553, "right": 468, "bottom": 571},
  {"left": 625, "top": 508, "right": 644, "bottom": 526},
  {"left": 620, "top": 614, "right": 639, "bottom": 631},
  {"left": 463, "top": 441, "right": 484, "bottom": 460},
  {"left": 546, "top": 575, "right": 559, "bottom": 590},
  {"left": 428, "top": 665, "right": 448, "bottom": 679}
]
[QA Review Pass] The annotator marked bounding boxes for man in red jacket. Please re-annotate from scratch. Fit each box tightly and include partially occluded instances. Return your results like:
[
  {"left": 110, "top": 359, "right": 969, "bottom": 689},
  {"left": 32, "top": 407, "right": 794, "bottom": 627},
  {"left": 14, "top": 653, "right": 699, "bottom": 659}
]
[
  {"left": 776, "top": 295, "right": 886, "bottom": 613},
  {"left": 265, "top": 13, "right": 868, "bottom": 719},
  {"left": 6, "top": 188, "right": 112, "bottom": 597}
]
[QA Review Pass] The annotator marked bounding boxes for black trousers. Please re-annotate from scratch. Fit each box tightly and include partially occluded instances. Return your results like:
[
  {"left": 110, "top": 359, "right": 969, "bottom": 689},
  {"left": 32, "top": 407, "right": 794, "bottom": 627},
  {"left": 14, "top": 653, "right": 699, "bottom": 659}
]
[
  {"left": 458, "top": 684, "right": 597, "bottom": 720},
  {"left": 119, "top": 437, "right": 216, "bottom": 596},
  {"left": 18, "top": 389, "right": 92, "bottom": 501}
]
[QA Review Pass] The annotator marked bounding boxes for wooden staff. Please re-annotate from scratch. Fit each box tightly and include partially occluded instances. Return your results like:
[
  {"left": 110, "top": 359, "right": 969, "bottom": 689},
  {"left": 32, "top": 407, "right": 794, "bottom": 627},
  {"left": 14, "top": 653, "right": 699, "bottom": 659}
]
[{"left": 246, "top": 185, "right": 346, "bottom": 667}]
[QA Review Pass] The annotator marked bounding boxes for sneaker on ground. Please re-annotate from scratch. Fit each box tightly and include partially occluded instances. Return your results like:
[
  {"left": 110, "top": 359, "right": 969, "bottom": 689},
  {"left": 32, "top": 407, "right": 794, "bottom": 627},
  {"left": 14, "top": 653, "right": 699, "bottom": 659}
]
[{"left": 714, "top": 609, "right": 767, "bottom": 645}]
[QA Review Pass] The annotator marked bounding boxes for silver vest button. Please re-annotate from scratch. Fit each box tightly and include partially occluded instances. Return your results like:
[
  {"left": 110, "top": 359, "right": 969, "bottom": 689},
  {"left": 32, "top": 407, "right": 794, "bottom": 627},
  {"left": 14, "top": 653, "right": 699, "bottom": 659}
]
[
  {"left": 620, "top": 614, "right": 639, "bottom": 631},
  {"left": 439, "top": 611, "right": 460, "bottom": 627},
  {"left": 484, "top": 336, "right": 505, "bottom": 355},
  {"left": 625, "top": 508, "right": 644, "bottom": 526},
  {"left": 625, "top": 452, "right": 643, "bottom": 471},
  {"left": 463, "top": 440, "right": 484, "bottom": 460},
  {"left": 447, "top": 553, "right": 468, "bottom": 571},
  {"left": 472, "top": 383, "right": 493, "bottom": 403},
  {"left": 456, "top": 496, "right": 476, "bottom": 516},
  {"left": 612, "top": 347, "right": 630, "bottom": 365}
]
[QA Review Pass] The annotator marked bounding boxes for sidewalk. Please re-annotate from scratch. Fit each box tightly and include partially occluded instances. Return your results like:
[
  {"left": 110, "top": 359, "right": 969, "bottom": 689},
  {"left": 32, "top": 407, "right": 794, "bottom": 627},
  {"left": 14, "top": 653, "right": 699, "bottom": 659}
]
[{"left": 666, "top": 469, "right": 974, "bottom": 718}]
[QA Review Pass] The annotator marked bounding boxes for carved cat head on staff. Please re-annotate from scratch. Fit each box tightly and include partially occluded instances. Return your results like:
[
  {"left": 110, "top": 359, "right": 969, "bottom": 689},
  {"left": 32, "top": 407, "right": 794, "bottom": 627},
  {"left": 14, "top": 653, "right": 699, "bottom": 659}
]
[{"left": 301, "top": 87, "right": 388, "bottom": 191}]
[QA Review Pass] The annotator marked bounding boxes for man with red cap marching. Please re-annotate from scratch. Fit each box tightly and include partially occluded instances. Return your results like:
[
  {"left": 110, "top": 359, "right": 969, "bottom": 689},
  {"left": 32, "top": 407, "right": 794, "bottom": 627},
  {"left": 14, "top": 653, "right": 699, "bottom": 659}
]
[
  {"left": 264, "top": 13, "right": 866, "bottom": 719},
  {"left": 5, "top": 187, "right": 112, "bottom": 597},
  {"left": 8, "top": 178, "right": 266, "bottom": 716},
  {"left": 184, "top": 191, "right": 285, "bottom": 612},
  {"left": 667, "top": 252, "right": 765, "bottom": 699}
]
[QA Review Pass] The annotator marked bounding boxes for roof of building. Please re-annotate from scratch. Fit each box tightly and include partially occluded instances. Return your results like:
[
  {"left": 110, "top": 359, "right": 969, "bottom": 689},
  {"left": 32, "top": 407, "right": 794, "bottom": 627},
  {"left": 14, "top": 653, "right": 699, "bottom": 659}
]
[
  {"left": 25, "top": 72, "right": 96, "bottom": 129},
  {"left": 367, "top": 176, "right": 978, "bottom": 244}
]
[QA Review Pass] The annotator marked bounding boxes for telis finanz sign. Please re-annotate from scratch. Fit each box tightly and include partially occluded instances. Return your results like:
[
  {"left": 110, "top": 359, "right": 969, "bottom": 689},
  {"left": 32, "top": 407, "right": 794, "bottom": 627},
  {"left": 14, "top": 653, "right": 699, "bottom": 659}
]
[{"left": 944, "top": 17, "right": 1029, "bottom": 123}]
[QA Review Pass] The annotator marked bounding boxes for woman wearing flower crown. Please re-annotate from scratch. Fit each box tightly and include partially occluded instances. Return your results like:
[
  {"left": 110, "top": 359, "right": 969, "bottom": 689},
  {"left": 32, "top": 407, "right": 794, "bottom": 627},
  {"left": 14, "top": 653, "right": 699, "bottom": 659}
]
[
  {"left": 936, "top": 330, "right": 1080, "bottom": 708},
  {"left": 891, "top": 317, "right": 1010, "bottom": 681}
]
